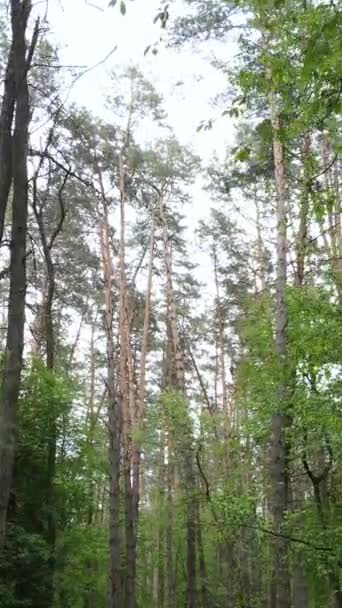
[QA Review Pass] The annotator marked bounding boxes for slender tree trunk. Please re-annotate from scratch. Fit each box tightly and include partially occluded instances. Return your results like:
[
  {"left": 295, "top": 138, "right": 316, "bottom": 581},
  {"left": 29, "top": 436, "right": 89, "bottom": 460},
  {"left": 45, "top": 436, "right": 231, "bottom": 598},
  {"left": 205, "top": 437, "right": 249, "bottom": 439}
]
[
  {"left": 321, "top": 136, "right": 342, "bottom": 298},
  {"left": 0, "top": 40, "right": 15, "bottom": 246},
  {"left": 255, "top": 188, "right": 266, "bottom": 291},
  {"left": 157, "top": 438, "right": 166, "bottom": 608},
  {"left": 295, "top": 134, "right": 311, "bottom": 287},
  {"left": 0, "top": 0, "right": 33, "bottom": 548},
  {"left": 32, "top": 165, "right": 68, "bottom": 603},
  {"left": 268, "top": 84, "right": 291, "bottom": 608},
  {"left": 117, "top": 156, "right": 137, "bottom": 608},
  {"left": 213, "top": 244, "right": 228, "bottom": 418},
  {"left": 87, "top": 311, "right": 98, "bottom": 526},
  {"left": 159, "top": 197, "right": 197, "bottom": 608},
  {"left": 132, "top": 215, "right": 155, "bottom": 510},
  {"left": 212, "top": 242, "right": 233, "bottom": 448},
  {"left": 196, "top": 500, "right": 210, "bottom": 608},
  {"left": 97, "top": 188, "right": 122, "bottom": 608},
  {"left": 166, "top": 432, "right": 176, "bottom": 608}
]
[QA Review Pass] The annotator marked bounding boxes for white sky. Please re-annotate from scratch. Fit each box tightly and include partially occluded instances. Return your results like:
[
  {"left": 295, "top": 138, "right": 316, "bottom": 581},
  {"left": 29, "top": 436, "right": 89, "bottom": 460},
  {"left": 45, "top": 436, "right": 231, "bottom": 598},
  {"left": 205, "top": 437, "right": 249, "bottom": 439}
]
[
  {"left": 33, "top": 0, "right": 241, "bottom": 293},
  {"left": 28, "top": 0, "right": 250, "bottom": 322},
  {"left": 42, "top": 0, "right": 236, "bottom": 163}
]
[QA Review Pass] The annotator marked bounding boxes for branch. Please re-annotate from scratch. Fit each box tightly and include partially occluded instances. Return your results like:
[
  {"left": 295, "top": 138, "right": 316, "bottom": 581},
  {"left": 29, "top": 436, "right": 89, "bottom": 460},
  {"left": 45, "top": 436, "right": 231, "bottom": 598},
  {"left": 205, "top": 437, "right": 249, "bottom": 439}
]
[
  {"left": 26, "top": 16, "right": 40, "bottom": 72},
  {"left": 130, "top": 241, "right": 149, "bottom": 288},
  {"left": 48, "top": 168, "right": 70, "bottom": 250},
  {"left": 29, "top": 148, "right": 96, "bottom": 192}
]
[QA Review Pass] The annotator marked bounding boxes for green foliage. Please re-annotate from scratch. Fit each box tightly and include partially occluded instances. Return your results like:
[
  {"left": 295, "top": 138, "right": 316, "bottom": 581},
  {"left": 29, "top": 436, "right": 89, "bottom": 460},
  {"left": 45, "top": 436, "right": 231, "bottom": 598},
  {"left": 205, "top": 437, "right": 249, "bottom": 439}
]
[{"left": 54, "top": 527, "right": 108, "bottom": 608}]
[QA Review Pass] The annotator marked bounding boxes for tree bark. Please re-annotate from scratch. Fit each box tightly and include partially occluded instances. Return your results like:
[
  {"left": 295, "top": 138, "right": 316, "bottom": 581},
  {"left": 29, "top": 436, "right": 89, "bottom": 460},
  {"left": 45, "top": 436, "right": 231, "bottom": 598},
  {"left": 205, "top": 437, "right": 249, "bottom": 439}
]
[
  {"left": 0, "top": 40, "right": 15, "bottom": 246},
  {"left": 268, "top": 86, "right": 291, "bottom": 608},
  {"left": 97, "top": 187, "right": 122, "bottom": 608},
  {"left": 0, "top": 0, "right": 33, "bottom": 548},
  {"left": 295, "top": 134, "right": 311, "bottom": 287},
  {"left": 159, "top": 197, "right": 197, "bottom": 608},
  {"left": 166, "top": 431, "right": 176, "bottom": 608}
]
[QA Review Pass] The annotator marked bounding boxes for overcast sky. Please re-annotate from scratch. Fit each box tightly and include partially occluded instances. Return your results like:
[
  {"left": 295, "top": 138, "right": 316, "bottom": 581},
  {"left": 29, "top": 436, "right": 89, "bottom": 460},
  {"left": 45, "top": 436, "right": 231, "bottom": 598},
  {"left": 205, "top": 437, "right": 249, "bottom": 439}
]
[
  {"left": 41, "top": 0, "right": 236, "bottom": 162},
  {"left": 29, "top": 0, "right": 246, "bottom": 310}
]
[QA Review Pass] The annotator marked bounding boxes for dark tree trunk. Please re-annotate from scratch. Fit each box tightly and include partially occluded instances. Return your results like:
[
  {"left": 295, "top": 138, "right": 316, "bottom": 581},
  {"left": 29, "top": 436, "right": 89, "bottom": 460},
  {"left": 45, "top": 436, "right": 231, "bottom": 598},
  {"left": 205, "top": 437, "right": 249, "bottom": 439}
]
[
  {"left": 0, "top": 40, "right": 15, "bottom": 246},
  {"left": 0, "top": 0, "right": 32, "bottom": 548},
  {"left": 196, "top": 501, "right": 210, "bottom": 608}
]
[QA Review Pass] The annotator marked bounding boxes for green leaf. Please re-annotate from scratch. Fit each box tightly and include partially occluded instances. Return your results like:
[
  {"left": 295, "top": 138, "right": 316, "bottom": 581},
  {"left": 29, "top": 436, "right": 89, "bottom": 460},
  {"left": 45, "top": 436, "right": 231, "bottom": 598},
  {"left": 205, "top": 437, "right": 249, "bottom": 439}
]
[
  {"left": 235, "top": 147, "right": 250, "bottom": 162},
  {"left": 120, "top": 0, "right": 126, "bottom": 15}
]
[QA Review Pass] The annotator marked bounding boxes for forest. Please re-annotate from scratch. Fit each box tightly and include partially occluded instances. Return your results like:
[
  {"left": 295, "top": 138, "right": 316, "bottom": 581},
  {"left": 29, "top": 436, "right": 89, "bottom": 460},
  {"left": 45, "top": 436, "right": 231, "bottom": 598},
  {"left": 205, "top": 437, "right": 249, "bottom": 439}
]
[{"left": 0, "top": 0, "right": 341, "bottom": 607}]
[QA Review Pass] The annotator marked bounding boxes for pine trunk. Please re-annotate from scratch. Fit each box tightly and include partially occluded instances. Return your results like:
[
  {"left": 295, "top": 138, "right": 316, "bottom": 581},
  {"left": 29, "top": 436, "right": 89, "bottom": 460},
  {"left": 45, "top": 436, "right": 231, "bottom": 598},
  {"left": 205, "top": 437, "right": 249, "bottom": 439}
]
[
  {"left": 97, "top": 186, "right": 122, "bottom": 608},
  {"left": 159, "top": 197, "right": 197, "bottom": 608}
]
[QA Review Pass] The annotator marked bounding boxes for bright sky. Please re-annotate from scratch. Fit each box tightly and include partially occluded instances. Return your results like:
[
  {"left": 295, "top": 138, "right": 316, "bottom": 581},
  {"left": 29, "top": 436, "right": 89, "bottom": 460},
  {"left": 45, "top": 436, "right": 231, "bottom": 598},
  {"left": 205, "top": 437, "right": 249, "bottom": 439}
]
[
  {"left": 42, "top": 0, "right": 236, "bottom": 163},
  {"left": 24, "top": 0, "right": 243, "bottom": 357},
  {"left": 29, "top": 0, "right": 249, "bottom": 318},
  {"left": 33, "top": 0, "right": 239, "bottom": 282}
]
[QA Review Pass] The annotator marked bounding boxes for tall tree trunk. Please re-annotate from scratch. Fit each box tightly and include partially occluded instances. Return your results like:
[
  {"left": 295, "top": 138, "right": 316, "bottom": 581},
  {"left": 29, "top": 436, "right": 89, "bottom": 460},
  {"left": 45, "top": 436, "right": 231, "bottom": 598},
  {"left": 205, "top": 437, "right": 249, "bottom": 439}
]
[
  {"left": 0, "top": 0, "right": 33, "bottom": 548},
  {"left": 268, "top": 84, "right": 291, "bottom": 608},
  {"left": 255, "top": 188, "right": 266, "bottom": 292},
  {"left": 159, "top": 197, "right": 197, "bottom": 608},
  {"left": 213, "top": 243, "right": 228, "bottom": 418},
  {"left": 157, "top": 438, "right": 166, "bottom": 608},
  {"left": 132, "top": 215, "right": 155, "bottom": 533},
  {"left": 166, "top": 431, "right": 176, "bottom": 608},
  {"left": 32, "top": 164, "right": 68, "bottom": 602},
  {"left": 295, "top": 134, "right": 311, "bottom": 287},
  {"left": 97, "top": 187, "right": 122, "bottom": 608},
  {"left": 0, "top": 40, "right": 15, "bottom": 246},
  {"left": 196, "top": 500, "right": 210, "bottom": 608},
  {"left": 118, "top": 156, "right": 136, "bottom": 608}
]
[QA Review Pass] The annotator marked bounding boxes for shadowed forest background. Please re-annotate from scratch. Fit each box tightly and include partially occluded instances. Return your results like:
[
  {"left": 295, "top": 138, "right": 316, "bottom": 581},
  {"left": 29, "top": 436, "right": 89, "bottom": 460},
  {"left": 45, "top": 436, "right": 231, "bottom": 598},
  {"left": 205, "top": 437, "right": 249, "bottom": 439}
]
[{"left": 0, "top": 1, "right": 341, "bottom": 607}]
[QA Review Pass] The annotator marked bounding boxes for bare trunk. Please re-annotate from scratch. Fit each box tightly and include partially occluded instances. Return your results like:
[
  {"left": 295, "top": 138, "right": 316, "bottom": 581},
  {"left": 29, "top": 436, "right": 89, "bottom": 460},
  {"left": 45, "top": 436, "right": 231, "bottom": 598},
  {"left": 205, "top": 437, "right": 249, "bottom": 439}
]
[
  {"left": 295, "top": 134, "right": 311, "bottom": 287},
  {"left": 196, "top": 501, "right": 210, "bottom": 608},
  {"left": 97, "top": 186, "right": 122, "bottom": 608},
  {"left": 166, "top": 432, "right": 176, "bottom": 608},
  {"left": 117, "top": 157, "right": 136, "bottom": 608},
  {"left": 0, "top": 0, "right": 32, "bottom": 548},
  {"left": 132, "top": 216, "right": 155, "bottom": 529},
  {"left": 159, "top": 197, "right": 197, "bottom": 608},
  {"left": 255, "top": 189, "right": 266, "bottom": 291},
  {"left": 322, "top": 137, "right": 342, "bottom": 298},
  {"left": 157, "top": 438, "right": 165, "bottom": 608},
  {"left": 0, "top": 40, "right": 15, "bottom": 245},
  {"left": 213, "top": 244, "right": 228, "bottom": 418},
  {"left": 269, "top": 89, "right": 291, "bottom": 608}
]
